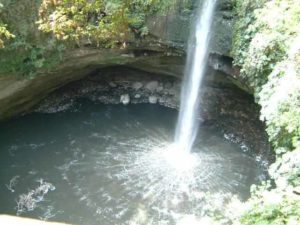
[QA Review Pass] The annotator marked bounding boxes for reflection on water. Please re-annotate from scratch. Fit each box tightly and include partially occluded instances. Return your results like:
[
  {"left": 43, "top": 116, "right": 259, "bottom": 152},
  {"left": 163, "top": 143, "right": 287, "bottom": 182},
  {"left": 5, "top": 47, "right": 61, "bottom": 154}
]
[{"left": 0, "top": 101, "right": 265, "bottom": 224}]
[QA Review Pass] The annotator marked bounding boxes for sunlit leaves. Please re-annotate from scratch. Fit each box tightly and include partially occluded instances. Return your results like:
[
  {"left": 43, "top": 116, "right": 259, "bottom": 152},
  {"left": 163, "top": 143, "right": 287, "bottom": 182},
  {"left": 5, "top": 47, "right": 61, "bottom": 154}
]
[
  {"left": 36, "top": 0, "right": 174, "bottom": 47},
  {"left": 232, "top": 1, "right": 300, "bottom": 223},
  {"left": 0, "top": 3, "right": 14, "bottom": 48},
  {"left": 0, "top": 23, "right": 14, "bottom": 48}
]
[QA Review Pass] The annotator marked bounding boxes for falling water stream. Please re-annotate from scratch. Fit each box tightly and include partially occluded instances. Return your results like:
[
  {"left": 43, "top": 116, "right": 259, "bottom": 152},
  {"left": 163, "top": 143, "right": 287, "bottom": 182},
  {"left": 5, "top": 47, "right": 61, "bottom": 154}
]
[{"left": 175, "top": 0, "right": 217, "bottom": 152}]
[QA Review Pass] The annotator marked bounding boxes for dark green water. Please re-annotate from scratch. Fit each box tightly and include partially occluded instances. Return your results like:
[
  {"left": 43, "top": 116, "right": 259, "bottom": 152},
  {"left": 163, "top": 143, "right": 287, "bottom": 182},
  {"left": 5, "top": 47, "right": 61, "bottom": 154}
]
[{"left": 0, "top": 101, "right": 265, "bottom": 224}]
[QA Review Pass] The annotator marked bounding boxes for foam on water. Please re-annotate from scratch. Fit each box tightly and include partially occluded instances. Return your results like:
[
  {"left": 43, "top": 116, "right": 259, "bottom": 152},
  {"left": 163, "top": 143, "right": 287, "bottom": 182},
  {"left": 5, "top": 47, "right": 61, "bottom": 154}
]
[{"left": 0, "top": 103, "right": 265, "bottom": 224}]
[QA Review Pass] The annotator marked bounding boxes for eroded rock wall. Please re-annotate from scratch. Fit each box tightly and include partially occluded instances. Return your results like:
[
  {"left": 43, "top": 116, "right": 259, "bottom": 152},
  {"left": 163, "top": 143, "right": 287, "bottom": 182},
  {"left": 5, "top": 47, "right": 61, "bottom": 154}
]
[{"left": 34, "top": 66, "right": 270, "bottom": 160}]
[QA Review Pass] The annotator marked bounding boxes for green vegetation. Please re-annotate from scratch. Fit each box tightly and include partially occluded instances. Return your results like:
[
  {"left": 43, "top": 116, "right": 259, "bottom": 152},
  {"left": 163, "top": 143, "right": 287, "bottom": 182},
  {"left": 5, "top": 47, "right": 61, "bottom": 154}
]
[
  {"left": 37, "top": 0, "right": 176, "bottom": 47},
  {"left": 241, "top": 190, "right": 300, "bottom": 225},
  {"left": 0, "top": 22, "right": 14, "bottom": 48},
  {"left": 0, "top": 0, "right": 177, "bottom": 77},
  {"left": 0, "top": 3, "right": 14, "bottom": 48},
  {"left": 232, "top": 0, "right": 300, "bottom": 224},
  {"left": 0, "top": 38, "right": 65, "bottom": 78},
  {"left": 0, "top": 0, "right": 64, "bottom": 77}
]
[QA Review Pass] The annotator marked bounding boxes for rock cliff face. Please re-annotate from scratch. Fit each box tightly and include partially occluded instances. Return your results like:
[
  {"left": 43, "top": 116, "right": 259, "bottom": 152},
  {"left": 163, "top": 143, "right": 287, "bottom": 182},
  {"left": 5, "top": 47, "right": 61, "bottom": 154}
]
[
  {"left": 33, "top": 66, "right": 270, "bottom": 160},
  {"left": 147, "top": 0, "right": 234, "bottom": 56},
  {"left": 0, "top": 0, "right": 237, "bottom": 120}
]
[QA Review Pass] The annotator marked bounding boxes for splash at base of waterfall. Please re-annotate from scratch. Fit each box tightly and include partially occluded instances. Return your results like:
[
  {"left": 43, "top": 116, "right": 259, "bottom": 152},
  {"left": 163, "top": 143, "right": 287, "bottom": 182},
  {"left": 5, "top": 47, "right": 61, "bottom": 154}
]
[
  {"left": 162, "top": 144, "right": 198, "bottom": 172},
  {"left": 0, "top": 103, "right": 266, "bottom": 224}
]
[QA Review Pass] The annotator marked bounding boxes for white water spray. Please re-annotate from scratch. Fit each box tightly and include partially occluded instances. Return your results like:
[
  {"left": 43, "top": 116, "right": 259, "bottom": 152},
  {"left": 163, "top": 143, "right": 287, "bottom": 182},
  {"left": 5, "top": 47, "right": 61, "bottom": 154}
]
[{"left": 175, "top": 0, "right": 217, "bottom": 152}]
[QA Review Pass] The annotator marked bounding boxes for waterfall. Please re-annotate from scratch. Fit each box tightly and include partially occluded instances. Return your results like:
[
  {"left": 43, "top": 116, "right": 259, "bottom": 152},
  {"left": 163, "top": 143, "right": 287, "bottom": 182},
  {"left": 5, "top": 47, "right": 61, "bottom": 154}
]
[{"left": 175, "top": 0, "right": 217, "bottom": 152}]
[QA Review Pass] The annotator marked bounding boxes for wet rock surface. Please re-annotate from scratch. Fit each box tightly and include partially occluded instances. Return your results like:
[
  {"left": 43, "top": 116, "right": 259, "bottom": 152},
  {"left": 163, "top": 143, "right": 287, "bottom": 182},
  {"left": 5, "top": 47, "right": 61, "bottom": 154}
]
[
  {"left": 146, "top": 0, "right": 235, "bottom": 56},
  {"left": 35, "top": 66, "right": 270, "bottom": 160},
  {"left": 35, "top": 67, "right": 181, "bottom": 112}
]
